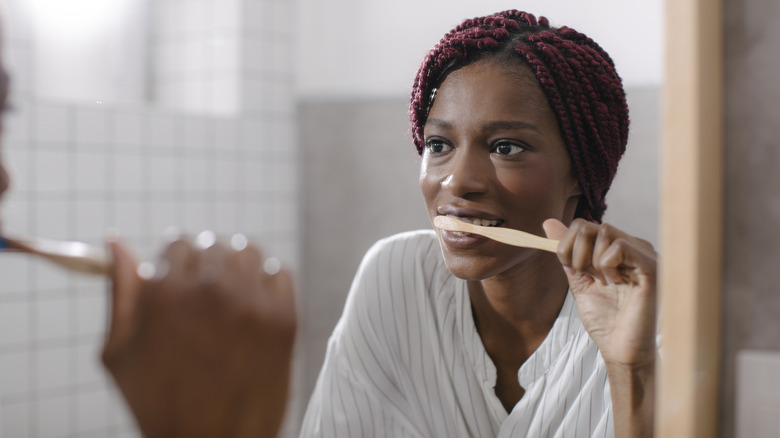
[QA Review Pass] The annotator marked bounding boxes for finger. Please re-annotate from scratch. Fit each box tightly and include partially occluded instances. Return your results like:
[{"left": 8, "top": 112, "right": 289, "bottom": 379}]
[
  {"left": 159, "top": 239, "right": 196, "bottom": 279},
  {"left": 267, "top": 267, "right": 295, "bottom": 306},
  {"left": 598, "top": 238, "right": 657, "bottom": 286},
  {"left": 200, "top": 243, "right": 231, "bottom": 286},
  {"left": 543, "top": 218, "right": 576, "bottom": 276},
  {"left": 549, "top": 219, "right": 578, "bottom": 268},
  {"left": 263, "top": 256, "right": 282, "bottom": 276},
  {"left": 255, "top": 252, "right": 287, "bottom": 299},
  {"left": 265, "top": 267, "right": 298, "bottom": 333},
  {"left": 591, "top": 223, "right": 623, "bottom": 274},
  {"left": 636, "top": 237, "right": 655, "bottom": 252},
  {"left": 236, "top": 243, "right": 263, "bottom": 281},
  {"left": 103, "top": 236, "right": 142, "bottom": 366},
  {"left": 227, "top": 233, "right": 261, "bottom": 278},
  {"left": 542, "top": 218, "right": 568, "bottom": 241},
  {"left": 568, "top": 221, "right": 603, "bottom": 281},
  {"left": 224, "top": 238, "right": 264, "bottom": 291}
]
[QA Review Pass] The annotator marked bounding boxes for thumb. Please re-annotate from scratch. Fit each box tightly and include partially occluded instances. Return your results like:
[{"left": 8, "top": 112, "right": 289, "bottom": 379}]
[
  {"left": 542, "top": 218, "right": 568, "bottom": 241},
  {"left": 103, "top": 235, "right": 142, "bottom": 364},
  {"left": 542, "top": 219, "right": 576, "bottom": 278}
]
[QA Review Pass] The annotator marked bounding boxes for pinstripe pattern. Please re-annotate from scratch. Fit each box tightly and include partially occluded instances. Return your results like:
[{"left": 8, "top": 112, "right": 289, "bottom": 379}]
[{"left": 300, "top": 230, "right": 614, "bottom": 437}]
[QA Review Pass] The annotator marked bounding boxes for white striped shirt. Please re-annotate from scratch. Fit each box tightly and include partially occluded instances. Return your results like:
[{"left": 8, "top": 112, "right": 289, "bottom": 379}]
[{"left": 300, "top": 230, "right": 613, "bottom": 437}]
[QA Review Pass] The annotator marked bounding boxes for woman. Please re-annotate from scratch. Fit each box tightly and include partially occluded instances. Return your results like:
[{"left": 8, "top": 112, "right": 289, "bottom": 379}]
[{"left": 300, "top": 10, "right": 656, "bottom": 437}]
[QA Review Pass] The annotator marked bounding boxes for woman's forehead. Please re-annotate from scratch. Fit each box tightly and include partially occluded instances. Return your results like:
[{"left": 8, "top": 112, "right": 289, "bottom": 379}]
[
  {"left": 441, "top": 60, "right": 541, "bottom": 95},
  {"left": 430, "top": 60, "right": 550, "bottom": 119}
]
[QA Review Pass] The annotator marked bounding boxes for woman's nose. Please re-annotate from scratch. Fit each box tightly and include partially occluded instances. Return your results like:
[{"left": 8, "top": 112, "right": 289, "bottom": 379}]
[{"left": 441, "top": 147, "right": 490, "bottom": 198}]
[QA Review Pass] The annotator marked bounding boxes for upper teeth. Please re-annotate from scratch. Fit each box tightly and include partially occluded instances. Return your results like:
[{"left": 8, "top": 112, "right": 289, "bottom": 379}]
[{"left": 449, "top": 216, "right": 501, "bottom": 227}]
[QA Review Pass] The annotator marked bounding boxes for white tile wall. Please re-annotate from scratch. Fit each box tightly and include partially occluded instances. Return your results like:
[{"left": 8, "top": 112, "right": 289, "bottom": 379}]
[
  {"left": 146, "top": 111, "right": 178, "bottom": 147},
  {"left": 0, "top": 0, "right": 301, "bottom": 437},
  {"left": 74, "top": 107, "right": 111, "bottom": 148},
  {"left": 36, "top": 394, "right": 70, "bottom": 438},
  {"left": 112, "top": 110, "right": 145, "bottom": 149},
  {"left": 35, "top": 346, "right": 70, "bottom": 392},
  {"left": 73, "top": 343, "right": 104, "bottom": 386},
  {"left": 34, "top": 201, "right": 71, "bottom": 241},
  {"left": 152, "top": 0, "right": 248, "bottom": 117},
  {"left": 34, "top": 151, "right": 71, "bottom": 194},
  {"left": 0, "top": 256, "right": 31, "bottom": 294},
  {"left": 76, "top": 389, "right": 109, "bottom": 433},
  {"left": 34, "top": 299, "right": 70, "bottom": 342},
  {"left": 0, "top": 301, "right": 29, "bottom": 346},
  {"left": 2, "top": 400, "right": 31, "bottom": 437},
  {"left": 0, "top": 350, "right": 30, "bottom": 397}
]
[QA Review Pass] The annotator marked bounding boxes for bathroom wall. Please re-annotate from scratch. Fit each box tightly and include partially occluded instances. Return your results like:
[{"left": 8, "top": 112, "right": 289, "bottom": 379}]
[
  {"left": 27, "top": 0, "right": 148, "bottom": 106},
  {"left": 0, "top": 0, "right": 301, "bottom": 437},
  {"left": 294, "top": 0, "right": 663, "bottom": 98},
  {"left": 722, "top": 0, "right": 780, "bottom": 436}
]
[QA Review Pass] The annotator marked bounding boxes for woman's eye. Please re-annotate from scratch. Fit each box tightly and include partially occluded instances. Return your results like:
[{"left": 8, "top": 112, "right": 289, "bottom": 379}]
[
  {"left": 424, "top": 139, "right": 451, "bottom": 155},
  {"left": 492, "top": 141, "right": 525, "bottom": 156}
]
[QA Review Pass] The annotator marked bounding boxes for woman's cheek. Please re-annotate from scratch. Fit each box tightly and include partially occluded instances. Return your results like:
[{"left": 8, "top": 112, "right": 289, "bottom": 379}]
[
  {"left": 419, "top": 161, "right": 446, "bottom": 207},
  {"left": 499, "top": 170, "right": 571, "bottom": 222}
]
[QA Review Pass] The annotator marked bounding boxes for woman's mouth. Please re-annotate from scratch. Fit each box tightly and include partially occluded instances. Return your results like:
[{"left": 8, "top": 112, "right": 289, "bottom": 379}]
[{"left": 445, "top": 215, "right": 504, "bottom": 236}]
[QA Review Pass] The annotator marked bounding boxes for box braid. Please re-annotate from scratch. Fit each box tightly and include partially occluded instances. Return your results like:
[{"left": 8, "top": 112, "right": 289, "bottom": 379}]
[{"left": 409, "top": 10, "right": 629, "bottom": 222}]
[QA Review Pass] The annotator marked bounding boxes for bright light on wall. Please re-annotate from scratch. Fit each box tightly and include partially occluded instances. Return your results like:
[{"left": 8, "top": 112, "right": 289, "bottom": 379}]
[
  {"left": 28, "top": 0, "right": 133, "bottom": 39},
  {"left": 26, "top": 0, "right": 148, "bottom": 105}
]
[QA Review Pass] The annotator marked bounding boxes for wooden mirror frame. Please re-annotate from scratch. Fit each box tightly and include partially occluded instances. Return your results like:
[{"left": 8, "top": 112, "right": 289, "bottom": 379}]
[{"left": 657, "top": 0, "right": 723, "bottom": 436}]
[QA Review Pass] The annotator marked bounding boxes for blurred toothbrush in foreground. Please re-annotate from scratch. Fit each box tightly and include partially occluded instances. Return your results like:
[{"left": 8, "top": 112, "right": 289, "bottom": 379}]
[{"left": 0, "top": 235, "right": 109, "bottom": 276}]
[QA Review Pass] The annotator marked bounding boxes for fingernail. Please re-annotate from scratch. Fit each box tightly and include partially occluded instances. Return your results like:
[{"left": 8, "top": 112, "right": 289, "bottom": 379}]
[
  {"left": 136, "top": 261, "right": 156, "bottom": 280},
  {"left": 162, "top": 226, "right": 181, "bottom": 243},
  {"left": 263, "top": 257, "right": 281, "bottom": 275},
  {"left": 230, "top": 233, "right": 248, "bottom": 251},
  {"left": 195, "top": 230, "right": 216, "bottom": 249},
  {"left": 104, "top": 227, "right": 120, "bottom": 243},
  {"left": 154, "top": 260, "right": 170, "bottom": 279}
]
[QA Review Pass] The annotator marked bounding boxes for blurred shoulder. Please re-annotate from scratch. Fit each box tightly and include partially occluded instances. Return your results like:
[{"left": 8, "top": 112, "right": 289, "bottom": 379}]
[
  {"left": 371, "top": 229, "right": 438, "bottom": 251},
  {"left": 361, "top": 229, "right": 440, "bottom": 270}
]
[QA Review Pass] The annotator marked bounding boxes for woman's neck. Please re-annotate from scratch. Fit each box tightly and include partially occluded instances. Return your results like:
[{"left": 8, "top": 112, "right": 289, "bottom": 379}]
[{"left": 468, "top": 252, "right": 570, "bottom": 361}]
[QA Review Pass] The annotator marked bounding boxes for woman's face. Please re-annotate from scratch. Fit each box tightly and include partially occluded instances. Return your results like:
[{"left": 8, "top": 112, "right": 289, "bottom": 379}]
[{"left": 420, "top": 59, "right": 581, "bottom": 280}]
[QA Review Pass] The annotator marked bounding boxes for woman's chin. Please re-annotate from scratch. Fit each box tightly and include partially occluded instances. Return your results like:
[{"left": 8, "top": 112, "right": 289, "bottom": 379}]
[
  {"left": 440, "top": 252, "right": 497, "bottom": 281},
  {"left": 438, "top": 241, "right": 554, "bottom": 282}
]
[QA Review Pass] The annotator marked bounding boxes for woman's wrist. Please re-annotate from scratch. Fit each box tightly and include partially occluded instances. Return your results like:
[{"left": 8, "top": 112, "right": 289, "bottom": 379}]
[{"left": 606, "top": 355, "right": 656, "bottom": 438}]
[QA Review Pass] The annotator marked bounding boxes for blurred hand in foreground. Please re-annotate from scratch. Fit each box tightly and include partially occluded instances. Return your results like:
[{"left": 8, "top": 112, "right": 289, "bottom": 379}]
[{"left": 102, "top": 234, "right": 297, "bottom": 438}]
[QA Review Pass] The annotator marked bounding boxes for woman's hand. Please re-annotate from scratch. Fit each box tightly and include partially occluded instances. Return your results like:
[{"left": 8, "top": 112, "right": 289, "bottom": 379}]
[
  {"left": 102, "top": 234, "right": 297, "bottom": 438},
  {"left": 543, "top": 218, "right": 657, "bottom": 367},
  {"left": 544, "top": 218, "right": 657, "bottom": 438}
]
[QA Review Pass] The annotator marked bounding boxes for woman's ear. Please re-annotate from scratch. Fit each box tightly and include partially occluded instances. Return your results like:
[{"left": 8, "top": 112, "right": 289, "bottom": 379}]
[
  {"left": 563, "top": 194, "right": 582, "bottom": 224},
  {"left": 568, "top": 178, "right": 583, "bottom": 197}
]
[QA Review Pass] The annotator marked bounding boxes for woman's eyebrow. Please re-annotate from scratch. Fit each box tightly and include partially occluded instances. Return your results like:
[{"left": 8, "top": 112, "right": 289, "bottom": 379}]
[
  {"left": 425, "top": 119, "right": 540, "bottom": 133},
  {"left": 483, "top": 120, "right": 540, "bottom": 133},
  {"left": 425, "top": 118, "right": 540, "bottom": 134},
  {"left": 425, "top": 118, "right": 453, "bottom": 129}
]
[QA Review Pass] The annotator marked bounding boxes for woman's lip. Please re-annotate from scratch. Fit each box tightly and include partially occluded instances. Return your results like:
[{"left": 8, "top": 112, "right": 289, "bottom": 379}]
[
  {"left": 437, "top": 214, "right": 505, "bottom": 227},
  {"left": 437, "top": 229, "right": 490, "bottom": 250},
  {"left": 436, "top": 206, "right": 502, "bottom": 221}
]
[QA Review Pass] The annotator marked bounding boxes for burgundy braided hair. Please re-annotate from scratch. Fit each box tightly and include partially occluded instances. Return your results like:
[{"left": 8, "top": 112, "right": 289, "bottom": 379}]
[{"left": 409, "top": 10, "right": 629, "bottom": 222}]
